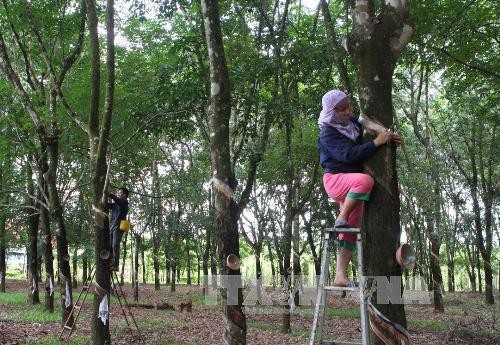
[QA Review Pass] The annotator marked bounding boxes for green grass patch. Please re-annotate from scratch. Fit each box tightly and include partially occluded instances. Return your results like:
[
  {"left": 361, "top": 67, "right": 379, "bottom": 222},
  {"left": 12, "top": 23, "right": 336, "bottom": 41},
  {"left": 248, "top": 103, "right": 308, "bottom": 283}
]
[
  {"left": 291, "top": 329, "right": 310, "bottom": 338},
  {"left": 24, "top": 336, "right": 90, "bottom": 345},
  {"left": 7, "top": 303, "right": 61, "bottom": 323},
  {"left": 325, "top": 307, "right": 360, "bottom": 319},
  {"left": 408, "top": 319, "right": 446, "bottom": 331},
  {"left": 0, "top": 291, "right": 30, "bottom": 305}
]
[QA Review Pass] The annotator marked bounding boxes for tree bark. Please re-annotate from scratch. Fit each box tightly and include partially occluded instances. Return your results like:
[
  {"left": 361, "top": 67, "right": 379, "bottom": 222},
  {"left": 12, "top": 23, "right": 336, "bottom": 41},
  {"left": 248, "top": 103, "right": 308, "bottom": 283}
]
[
  {"left": 0, "top": 163, "right": 7, "bottom": 293},
  {"left": 429, "top": 233, "right": 444, "bottom": 312},
  {"left": 292, "top": 215, "right": 302, "bottom": 310},
  {"left": 87, "top": 0, "right": 116, "bottom": 342},
  {"left": 186, "top": 243, "right": 192, "bottom": 285},
  {"left": 202, "top": 213, "right": 211, "bottom": 295},
  {"left": 133, "top": 234, "right": 140, "bottom": 302},
  {"left": 347, "top": 0, "right": 413, "bottom": 339},
  {"left": 201, "top": 0, "right": 246, "bottom": 343},
  {"left": 141, "top": 244, "right": 146, "bottom": 284},
  {"left": 120, "top": 233, "right": 127, "bottom": 286},
  {"left": 39, "top": 176, "right": 55, "bottom": 312},
  {"left": 152, "top": 161, "right": 161, "bottom": 290},
  {"left": 170, "top": 258, "right": 176, "bottom": 292},
  {"left": 0, "top": 212, "right": 5, "bottom": 293},
  {"left": 26, "top": 160, "right": 40, "bottom": 305},
  {"left": 46, "top": 128, "right": 74, "bottom": 325},
  {"left": 266, "top": 234, "right": 276, "bottom": 288}
]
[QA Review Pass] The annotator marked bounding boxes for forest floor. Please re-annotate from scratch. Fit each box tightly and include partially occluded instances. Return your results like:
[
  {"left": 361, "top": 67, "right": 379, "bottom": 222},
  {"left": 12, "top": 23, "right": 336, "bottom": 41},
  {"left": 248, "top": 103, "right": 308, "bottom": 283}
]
[{"left": 0, "top": 279, "right": 498, "bottom": 344}]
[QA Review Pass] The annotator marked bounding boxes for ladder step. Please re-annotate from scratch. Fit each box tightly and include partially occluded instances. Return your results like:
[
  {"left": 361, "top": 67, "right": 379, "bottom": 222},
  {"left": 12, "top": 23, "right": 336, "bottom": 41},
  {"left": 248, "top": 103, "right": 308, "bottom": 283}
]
[
  {"left": 326, "top": 227, "right": 361, "bottom": 234},
  {"left": 321, "top": 341, "right": 362, "bottom": 345},
  {"left": 324, "top": 286, "right": 359, "bottom": 292},
  {"left": 82, "top": 285, "right": 89, "bottom": 290},
  {"left": 73, "top": 305, "right": 81, "bottom": 309},
  {"left": 64, "top": 325, "right": 73, "bottom": 330}
]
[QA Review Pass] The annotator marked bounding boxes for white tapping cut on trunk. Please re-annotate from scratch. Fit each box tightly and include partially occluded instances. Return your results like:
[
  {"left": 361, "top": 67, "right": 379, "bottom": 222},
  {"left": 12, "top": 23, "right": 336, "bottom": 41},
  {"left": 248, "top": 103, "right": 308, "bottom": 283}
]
[
  {"left": 64, "top": 281, "right": 72, "bottom": 308},
  {"left": 49, "top": 276, "right": 54, "bottom": 296},
  {"left": 359, "top": 113, "right": 388, "bottom": 134},
  {"left": 98, "top": 294, "right": 109, "bottom": 325}
]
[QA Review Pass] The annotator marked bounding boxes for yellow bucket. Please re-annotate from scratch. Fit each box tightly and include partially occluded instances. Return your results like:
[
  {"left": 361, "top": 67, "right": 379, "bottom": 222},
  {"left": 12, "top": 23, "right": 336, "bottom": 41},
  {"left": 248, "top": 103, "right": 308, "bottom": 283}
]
[{"left": 119, "top": 220, "right": 130, "bottom": 232}]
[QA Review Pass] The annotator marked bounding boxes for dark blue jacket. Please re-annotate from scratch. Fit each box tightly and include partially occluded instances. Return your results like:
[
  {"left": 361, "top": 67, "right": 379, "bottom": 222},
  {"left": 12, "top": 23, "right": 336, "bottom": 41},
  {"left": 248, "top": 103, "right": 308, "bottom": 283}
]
[
  {"left": 318, "top": 119, "right": 376, "bottom": 174},
  {"left": 109, "top": 194, "right": 129, "bottom": 232}
]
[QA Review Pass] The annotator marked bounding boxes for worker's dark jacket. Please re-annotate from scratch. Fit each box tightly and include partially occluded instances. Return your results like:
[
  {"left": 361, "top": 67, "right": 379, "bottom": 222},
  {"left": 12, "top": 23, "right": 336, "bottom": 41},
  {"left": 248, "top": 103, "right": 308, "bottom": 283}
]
[
  {"left": 109, "top": 194, "right": 128, "bottom": 232},
  {"left": 318, "top": 119, "right": 376, "bottom": 174}
]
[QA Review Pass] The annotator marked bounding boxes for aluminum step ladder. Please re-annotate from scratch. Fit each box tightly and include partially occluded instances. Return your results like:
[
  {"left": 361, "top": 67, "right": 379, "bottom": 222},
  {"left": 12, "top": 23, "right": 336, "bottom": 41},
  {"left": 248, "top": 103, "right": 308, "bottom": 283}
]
[{"left": 309, "top": 228, "right": 370, "bottom": 345}]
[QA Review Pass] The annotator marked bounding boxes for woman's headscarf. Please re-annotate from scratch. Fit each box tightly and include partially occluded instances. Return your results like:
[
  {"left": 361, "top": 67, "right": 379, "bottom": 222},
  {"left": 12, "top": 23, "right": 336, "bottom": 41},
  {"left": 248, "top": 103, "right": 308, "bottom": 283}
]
[{"left": 318, "top": 90, "right": 359, "bottom": 141}]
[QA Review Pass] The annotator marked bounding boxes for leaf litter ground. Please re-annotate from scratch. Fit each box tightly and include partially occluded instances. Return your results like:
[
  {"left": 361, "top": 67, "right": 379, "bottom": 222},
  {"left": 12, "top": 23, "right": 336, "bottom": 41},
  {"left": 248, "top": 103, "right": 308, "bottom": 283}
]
[{"left": 0, "top": 279, "right": 498, "bottom": 344}]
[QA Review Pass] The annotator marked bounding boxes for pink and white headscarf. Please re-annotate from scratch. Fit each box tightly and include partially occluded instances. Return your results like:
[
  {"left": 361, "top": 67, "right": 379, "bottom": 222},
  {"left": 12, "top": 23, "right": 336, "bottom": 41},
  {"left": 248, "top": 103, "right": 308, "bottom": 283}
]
[{"left": 318, "top": 90, "right": 359, "bottom": 141}]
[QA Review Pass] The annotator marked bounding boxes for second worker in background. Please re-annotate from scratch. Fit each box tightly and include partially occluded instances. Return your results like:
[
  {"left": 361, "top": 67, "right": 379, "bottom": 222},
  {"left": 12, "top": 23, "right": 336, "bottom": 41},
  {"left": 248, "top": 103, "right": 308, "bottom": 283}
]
[{"left": 109, "top": 187, "right": 129, "bottom": 271}]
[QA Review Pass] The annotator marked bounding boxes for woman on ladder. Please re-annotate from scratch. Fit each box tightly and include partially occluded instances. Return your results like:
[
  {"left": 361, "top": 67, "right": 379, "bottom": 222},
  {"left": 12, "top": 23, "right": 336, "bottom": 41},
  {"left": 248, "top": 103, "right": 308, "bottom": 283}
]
[{"left": 318, "top": 90, "right": 402, "bottom": 287}]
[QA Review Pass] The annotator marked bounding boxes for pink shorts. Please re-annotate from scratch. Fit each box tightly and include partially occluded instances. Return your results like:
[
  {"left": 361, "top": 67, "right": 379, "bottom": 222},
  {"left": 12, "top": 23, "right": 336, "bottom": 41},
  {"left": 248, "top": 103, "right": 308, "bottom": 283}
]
[{"left": 323, "top": 173, "right": 374, "bottom": 245}]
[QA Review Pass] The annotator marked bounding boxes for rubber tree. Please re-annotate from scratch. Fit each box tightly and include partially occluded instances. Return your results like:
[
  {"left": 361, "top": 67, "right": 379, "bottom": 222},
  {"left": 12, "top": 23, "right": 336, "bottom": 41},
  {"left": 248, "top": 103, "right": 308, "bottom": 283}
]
[
  {"left": 400, "top": 62, "right": 445, "bottom": 312},
  {"left": 0, "top": 0, "right": 85, "bottom": 321},
  {"left": 0, "top": 163, "right": 6, "bottom": 293},
  {"left": 26, "top": 160, "right": 40, "bottom": 305},
  {"left": 201, "top": 0, "right": 246, "bottom": 343},
  {"left": 85, "top": 0, "right": 116, "bottom": 342},
  {"left": 346, "top": 0, "right": 413, "bottom": 341}
]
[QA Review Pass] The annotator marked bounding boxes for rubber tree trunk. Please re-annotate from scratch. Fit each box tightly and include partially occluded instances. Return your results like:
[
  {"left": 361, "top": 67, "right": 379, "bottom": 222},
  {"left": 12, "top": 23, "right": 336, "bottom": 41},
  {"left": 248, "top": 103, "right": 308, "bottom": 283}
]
[
  {"left": 82, "top": 254, "right": 88, "bottom": 286},
  {"left": 153, "top": 232, "right": 161, "bottom": 290},
  {"left": 196, "top": 247, "right": 201, "bottom": 285},
  {"left": 72, "top": 249, "right": 78, "bottom": 289},
  {"left": 281, "top": 93, "right": 295, "bottom": 334},
  {"left": 170, "top": 259, "right": 177, "bottom": 292},
  {"left": 292, "top": 215, "right": 302, "bottom": 308},
  {"left": 202, "top": 223, "right": 211, "bottom": 295},
  {"left": 152, "top": 160, "right": 161, "bottom": 290},
  {"left": 186, "top": 244, "right": 192, "bottom": 285},
  {"left": 120, "top": 233, "right": 127, "bottom": 286},
  {"left": 46, "top": 137, "right": 74, "bottom": 325},
  {"left": 476, "top": 247, "right": 482, "bottom": 293},
  {"left": 0, "top": 212, "right": 5, "bottom": 293},
  {"left": 266, "top": 236, "right": 276, "bottom": 288},
  {"left": 40, "top": 179, "right": 54, "bottom": 312},
  {"left": 26, "top": 160, "right": 40, "bottom": 305},
  {"left": 165, "top": 250, "right": 171, "bottom": 285},
  {"left": 465, "top": 243, "right": 477, "bottom": 292},
  {"left": 87, "top": 0, "right": 116, "bottom": 341},
  {"left": 141, "top": 245, "right": 146, "bottom": 284},
  {"left": 429, "top": 233, "right": 444, "bottom": 312},
  {"left": 133, "top": 234, "right": 140, "bottom": 302},
  {"left": 201, "top": 0, "right": 246, "bottom": 343},
  {"left": 0, "top": 165, "right": 7, "bottom": 293},
  {"left": 347, "top": 1, "right": 413, "bottom": 341}
]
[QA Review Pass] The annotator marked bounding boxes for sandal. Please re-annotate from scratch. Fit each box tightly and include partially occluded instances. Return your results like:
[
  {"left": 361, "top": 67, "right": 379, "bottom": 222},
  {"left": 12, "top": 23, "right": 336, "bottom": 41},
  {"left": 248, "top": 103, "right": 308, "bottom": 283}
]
[
  {"left": 333, "top": 279, "right": 356, "bottom": 288},
  {"left": 334, "top": 220, "right": 354, "bottom": 228}
]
